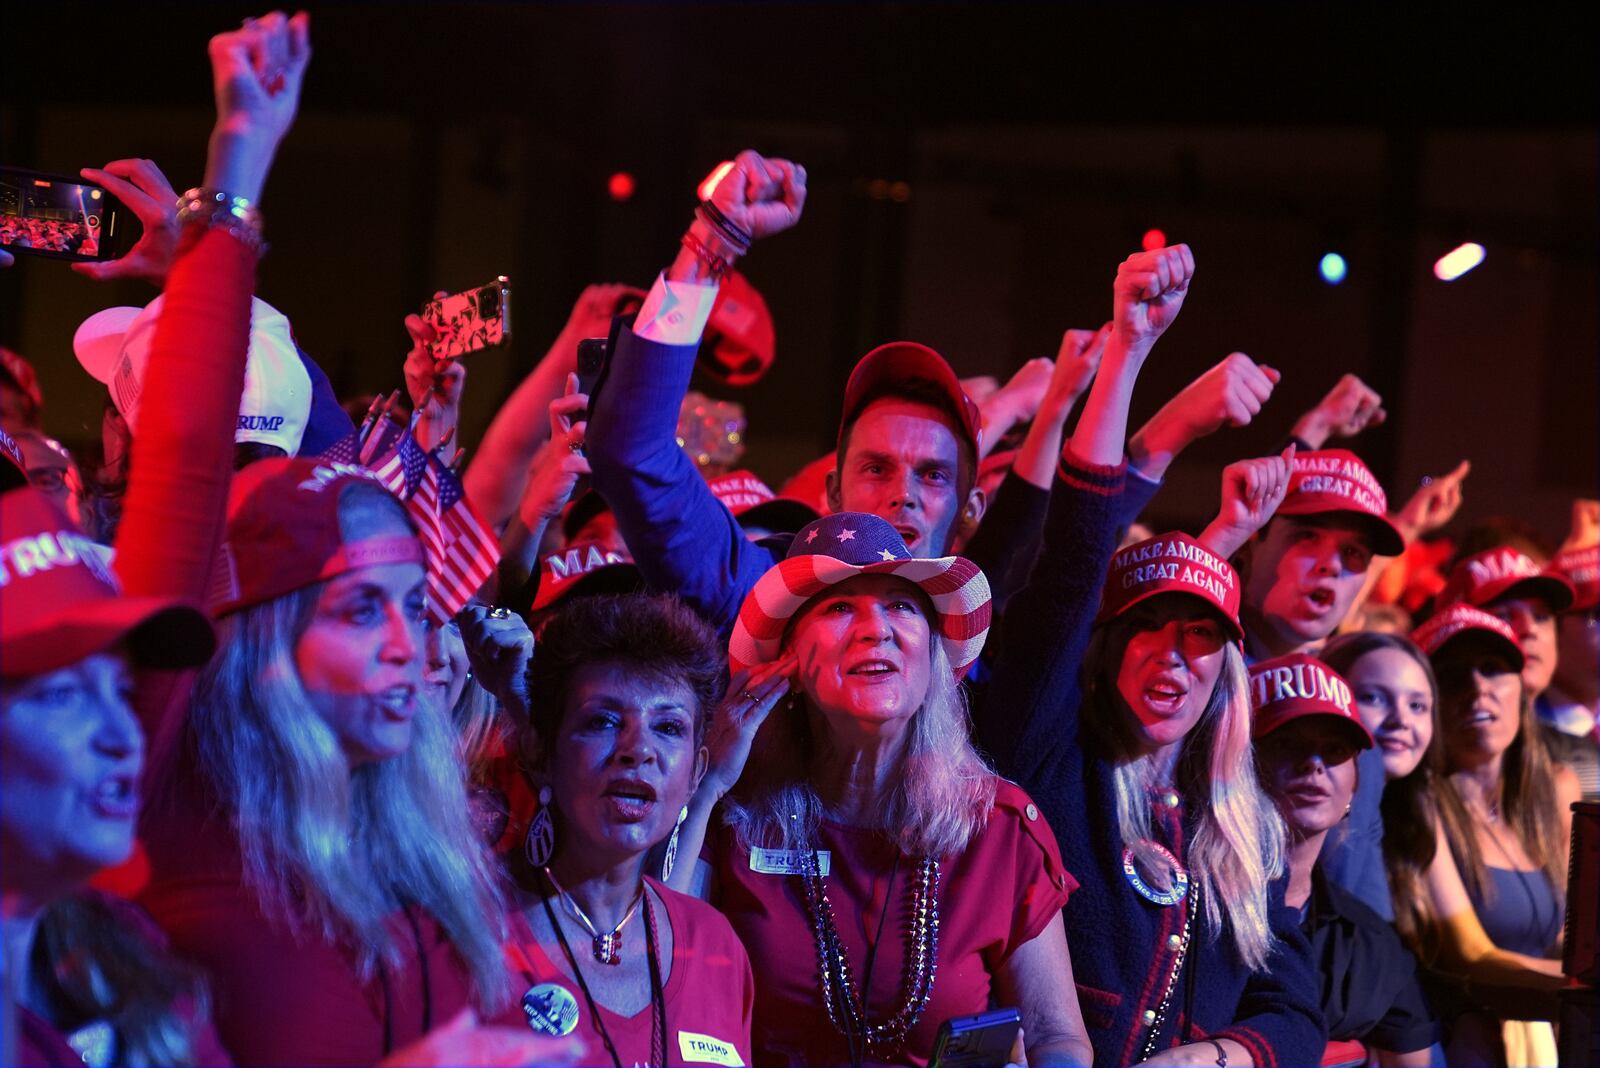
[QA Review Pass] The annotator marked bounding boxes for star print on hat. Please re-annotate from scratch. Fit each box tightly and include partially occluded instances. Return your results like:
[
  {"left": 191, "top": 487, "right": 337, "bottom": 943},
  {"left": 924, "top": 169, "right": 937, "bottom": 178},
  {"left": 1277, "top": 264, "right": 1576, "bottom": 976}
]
[{"left": 729, "top": 512, "right": 991, "bottom": 676}]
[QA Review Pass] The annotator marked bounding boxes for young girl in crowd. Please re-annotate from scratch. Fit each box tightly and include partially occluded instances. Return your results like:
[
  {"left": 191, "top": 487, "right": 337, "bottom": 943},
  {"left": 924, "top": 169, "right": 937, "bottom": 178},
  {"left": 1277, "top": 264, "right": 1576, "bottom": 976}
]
[
  {"left": 674, "top": 511, "right": 1092, "bottom": 1068},
  {"left": 979, "top": 244, "right": 1325, "bottom": 1067},
  {"left": 492, "top": 592, "right": 754, "bottom": 1067},
  {"left": 1248, "top": 653, "right": 1438, "bottom": 1067}
]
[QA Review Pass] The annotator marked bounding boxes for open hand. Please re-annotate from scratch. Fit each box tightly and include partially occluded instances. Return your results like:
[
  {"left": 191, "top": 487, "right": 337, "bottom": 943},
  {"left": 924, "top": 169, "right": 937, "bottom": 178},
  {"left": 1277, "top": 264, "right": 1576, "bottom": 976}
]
[
  {"left": 1112, "top": 244, "right": 1195, "bottom": 350},
  {"left": 72, "top": 159, "right": 179, "bottom": 284},
  {"left": 701, "top": 655, "right": 796, "bottom": 802},
  {"left": 703, "top": 150, "right": 807, "bottom": 241}
]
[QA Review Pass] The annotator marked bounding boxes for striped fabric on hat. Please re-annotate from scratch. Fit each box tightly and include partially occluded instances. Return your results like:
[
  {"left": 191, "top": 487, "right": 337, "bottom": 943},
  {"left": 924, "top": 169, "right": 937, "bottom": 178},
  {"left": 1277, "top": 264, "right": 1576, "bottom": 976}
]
[{"left": 728, "top": 512, "right": 991, "bottom": 676}]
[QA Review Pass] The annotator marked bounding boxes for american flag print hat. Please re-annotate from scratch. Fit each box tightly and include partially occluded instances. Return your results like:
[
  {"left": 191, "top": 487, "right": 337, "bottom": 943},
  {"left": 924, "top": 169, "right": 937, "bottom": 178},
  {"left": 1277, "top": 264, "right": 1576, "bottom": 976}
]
[{"left": 728, "top": 511, "right": 991, "bottom": 676}]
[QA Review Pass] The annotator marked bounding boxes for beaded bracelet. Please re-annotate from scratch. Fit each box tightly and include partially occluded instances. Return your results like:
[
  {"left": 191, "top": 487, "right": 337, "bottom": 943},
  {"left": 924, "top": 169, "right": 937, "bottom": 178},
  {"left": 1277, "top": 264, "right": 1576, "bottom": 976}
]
[
  {"left": 681, "top": 228, "right": 734, "bottom": 280},
  {"left": 175, "top": 187, "right": 266, "bottom": 257}
]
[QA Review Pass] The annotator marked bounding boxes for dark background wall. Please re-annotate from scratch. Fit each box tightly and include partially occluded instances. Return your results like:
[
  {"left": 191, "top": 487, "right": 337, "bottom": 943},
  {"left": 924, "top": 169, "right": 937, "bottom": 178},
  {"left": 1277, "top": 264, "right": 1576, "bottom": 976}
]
[{"left": 2, "top": 4, "right": 1594, "bottom": 539}]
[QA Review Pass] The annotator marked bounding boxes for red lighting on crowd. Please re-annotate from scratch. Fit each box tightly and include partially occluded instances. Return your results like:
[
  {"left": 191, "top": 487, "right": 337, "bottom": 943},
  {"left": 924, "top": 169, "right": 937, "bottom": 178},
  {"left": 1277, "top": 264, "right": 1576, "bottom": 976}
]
[
  {"left": 607, "top": 171, "right": 636, "bottom": 202},
  {"left": 1141, "top": 228, "right": 1167, "bottom": 251}
]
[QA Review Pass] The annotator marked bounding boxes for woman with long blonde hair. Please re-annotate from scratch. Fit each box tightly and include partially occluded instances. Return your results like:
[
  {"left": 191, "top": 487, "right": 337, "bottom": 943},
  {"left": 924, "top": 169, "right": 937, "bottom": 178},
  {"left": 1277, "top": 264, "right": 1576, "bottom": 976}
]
[
  {"left": 667, "top": 510, "right": 1093, "bottom": 1068},
  {"left": 978, "top": 243, "right": 1323, "bottom": 1067},
  {"left": 138, "top": 458, "right": 569, "bottom": 1067}
]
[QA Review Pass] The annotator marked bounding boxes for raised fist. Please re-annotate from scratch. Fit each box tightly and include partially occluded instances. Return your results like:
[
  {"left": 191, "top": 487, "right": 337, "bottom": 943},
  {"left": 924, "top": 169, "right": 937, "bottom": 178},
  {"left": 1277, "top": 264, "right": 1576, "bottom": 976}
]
[
  {"left": 702, "top": 150, "right": 807, "bottom": 242},
  {"left": 1112, "top": 244, "right": 1195, "bottom": 349},
  {"left": 209, "top": 11, "right": 311, "bottom": 147},
  {"left": 1201, "top": 445, "right": 1297, "bottom": 558},
  {"left": 1293, "top": 373, "right": 1385, "bottom": 449}
]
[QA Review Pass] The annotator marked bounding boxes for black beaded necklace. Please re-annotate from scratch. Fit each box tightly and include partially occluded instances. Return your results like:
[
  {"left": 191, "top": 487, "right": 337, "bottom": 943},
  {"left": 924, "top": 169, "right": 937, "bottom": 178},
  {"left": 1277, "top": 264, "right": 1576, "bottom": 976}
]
[{"left": 538, "top": 874, "right": 669, "bottom": 1068}]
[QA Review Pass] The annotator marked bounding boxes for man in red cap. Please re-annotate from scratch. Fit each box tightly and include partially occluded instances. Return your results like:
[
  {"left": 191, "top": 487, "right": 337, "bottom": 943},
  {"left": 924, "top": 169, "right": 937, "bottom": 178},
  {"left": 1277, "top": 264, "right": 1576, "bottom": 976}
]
[
  {"left": 1537, "top": 540, "right": 1599, "bottom": 799},
  {"left": 587, "top": 151, "right": 1019, "bottom": 634},
  {"left": 1235, "top": 448, "right": 1407, "bottom": 661}
]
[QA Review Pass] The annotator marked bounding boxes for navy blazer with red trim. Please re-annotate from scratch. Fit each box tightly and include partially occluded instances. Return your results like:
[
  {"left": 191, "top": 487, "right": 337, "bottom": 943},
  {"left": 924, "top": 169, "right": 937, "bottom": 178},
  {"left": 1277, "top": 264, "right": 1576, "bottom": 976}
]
[{"left": 979, "top": 450, "right": 1326, "bottom": 1068}]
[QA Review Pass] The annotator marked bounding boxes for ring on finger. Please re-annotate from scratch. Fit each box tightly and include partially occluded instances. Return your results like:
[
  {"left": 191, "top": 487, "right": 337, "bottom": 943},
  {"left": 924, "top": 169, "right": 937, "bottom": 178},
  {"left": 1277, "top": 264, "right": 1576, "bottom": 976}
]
[{"left": 488, "top": 606, "right": 513, "bottom": 620}]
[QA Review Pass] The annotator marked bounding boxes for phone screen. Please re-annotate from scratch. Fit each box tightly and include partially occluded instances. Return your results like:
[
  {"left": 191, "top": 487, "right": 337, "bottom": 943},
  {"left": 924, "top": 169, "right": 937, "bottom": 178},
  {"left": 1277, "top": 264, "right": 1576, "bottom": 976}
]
[{"left": 0, "top": 168, "right": 120, "bottom": 260}]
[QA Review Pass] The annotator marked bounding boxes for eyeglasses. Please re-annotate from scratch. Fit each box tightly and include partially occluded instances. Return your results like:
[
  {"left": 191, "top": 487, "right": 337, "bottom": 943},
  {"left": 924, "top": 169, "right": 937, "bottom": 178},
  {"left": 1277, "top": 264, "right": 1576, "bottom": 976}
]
[{"left": 26, "top": 466, "right": 69, "bottom": 493}]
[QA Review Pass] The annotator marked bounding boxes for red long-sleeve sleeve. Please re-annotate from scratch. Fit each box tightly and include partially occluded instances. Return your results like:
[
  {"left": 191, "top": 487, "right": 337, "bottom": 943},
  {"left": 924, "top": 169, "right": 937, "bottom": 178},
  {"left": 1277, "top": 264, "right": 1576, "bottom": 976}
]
[
  {"left": 114, "top": 227, "right": 255, "bottom": 601},
  {"left": 114, "top": 227, "right": 255, "bottom": 748}
]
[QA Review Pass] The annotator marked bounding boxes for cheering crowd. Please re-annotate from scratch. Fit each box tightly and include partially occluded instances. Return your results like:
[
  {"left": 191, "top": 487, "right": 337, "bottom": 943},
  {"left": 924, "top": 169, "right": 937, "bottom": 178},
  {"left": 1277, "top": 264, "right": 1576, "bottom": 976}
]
[{"left": 2, "top": 13, "right": 1595, "bottom": 1068}]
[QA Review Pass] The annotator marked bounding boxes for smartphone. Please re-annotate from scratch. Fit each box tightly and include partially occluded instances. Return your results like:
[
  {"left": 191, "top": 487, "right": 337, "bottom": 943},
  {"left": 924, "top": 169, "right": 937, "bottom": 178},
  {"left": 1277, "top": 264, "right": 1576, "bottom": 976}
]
[
  {"left": 929, "top": 1007, "right": 1022, "bottom": 1068},
  {"left": 0, "top": 165, "right": 125, "bottom": 262},
  {"left": 576, "top": 338, "right": 608, "bottom": 399},
  {"left": 421, "top": 276, "right": 512, "bottom": 359}
]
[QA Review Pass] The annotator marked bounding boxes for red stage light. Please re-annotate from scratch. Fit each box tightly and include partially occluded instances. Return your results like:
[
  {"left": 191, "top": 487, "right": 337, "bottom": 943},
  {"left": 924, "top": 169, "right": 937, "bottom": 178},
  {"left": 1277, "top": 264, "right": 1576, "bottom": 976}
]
[
  {"left": 607, "top": 172, "right": 636, "bottom": 202},
  {"left": 1141, "top": 228, "right": 1167, "bottom": 251}
]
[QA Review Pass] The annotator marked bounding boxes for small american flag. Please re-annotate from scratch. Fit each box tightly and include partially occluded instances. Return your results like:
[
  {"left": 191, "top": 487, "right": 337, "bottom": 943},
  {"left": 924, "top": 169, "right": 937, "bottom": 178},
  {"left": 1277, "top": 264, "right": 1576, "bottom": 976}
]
[
  {"left": 410, "top": 452, "right": 499, "bottom": 625},
  {"left": 321, "top": 422, "right": 498, "bottom": 625}
]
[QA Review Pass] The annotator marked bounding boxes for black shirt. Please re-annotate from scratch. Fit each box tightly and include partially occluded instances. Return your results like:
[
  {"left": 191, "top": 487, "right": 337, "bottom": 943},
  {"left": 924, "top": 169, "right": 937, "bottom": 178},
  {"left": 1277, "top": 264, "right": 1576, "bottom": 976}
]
[{"left": 1304, "top": 864, "right": 1440, "bottom": 1054}]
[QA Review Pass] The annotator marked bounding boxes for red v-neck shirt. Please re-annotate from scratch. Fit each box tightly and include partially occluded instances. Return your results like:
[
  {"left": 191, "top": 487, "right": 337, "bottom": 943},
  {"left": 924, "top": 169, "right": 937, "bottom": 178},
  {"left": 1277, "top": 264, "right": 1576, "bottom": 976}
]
[
  {"left": 494, "top": 877, "right": 754, "bottom": 1068},
  {"left": 708, "top": 781, "right": 1074, "bottom": 1067}
]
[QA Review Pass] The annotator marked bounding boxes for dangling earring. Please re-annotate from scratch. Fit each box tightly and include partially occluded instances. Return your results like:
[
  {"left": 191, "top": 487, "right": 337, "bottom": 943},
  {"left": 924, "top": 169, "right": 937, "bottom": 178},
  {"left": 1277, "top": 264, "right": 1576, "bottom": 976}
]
[
  {"left": 526, "top": 786, "right": 556, "bottom": 867},
  {"left": 661, "top": 805, "right": 689, "bottom": 882}
]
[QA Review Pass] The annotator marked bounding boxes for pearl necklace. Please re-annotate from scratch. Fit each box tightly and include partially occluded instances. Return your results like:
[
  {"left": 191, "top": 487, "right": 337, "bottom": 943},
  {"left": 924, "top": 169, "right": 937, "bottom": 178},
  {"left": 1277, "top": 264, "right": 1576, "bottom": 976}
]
[{"left": 800, "top": 854, "right": 940, "bottom": 1054}]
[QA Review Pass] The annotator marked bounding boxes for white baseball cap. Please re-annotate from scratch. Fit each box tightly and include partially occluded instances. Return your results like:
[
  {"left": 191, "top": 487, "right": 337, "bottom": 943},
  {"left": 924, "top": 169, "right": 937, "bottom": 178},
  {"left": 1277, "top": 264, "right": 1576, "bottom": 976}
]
[{"left": 73, "top": 296, "right": 311, "bottom": 456}]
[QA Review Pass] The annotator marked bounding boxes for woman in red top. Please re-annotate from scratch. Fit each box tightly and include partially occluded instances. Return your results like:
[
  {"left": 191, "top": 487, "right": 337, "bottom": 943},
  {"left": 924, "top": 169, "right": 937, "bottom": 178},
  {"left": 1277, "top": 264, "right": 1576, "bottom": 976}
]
[
  {"left": 670, "top": 511, "right": 1091, "bottom": 1068},
  {"left": 491, "top": 592, "right": 754, "bottom": 1068}
]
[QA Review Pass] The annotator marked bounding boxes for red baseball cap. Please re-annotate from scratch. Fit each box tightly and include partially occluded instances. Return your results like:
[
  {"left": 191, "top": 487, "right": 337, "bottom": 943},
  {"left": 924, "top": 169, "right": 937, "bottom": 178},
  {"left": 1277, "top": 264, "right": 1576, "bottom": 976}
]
[
  {"left": 1438, "top": 545, "right": 1575, "bottom": 613},
  {"left": 707, "top": 469, "right": 820, "bottom": 535},
  {"left": 1412, "top": 602, "right": 1524, "bottom": 670},
  {"left": 529, "top": 539, "right": 641, "bottom": 614},
  {"left": 208, "top": 457, "right": 424, "bottom": 617},
  {"left": 778, "top": 452, "right": 836, "bottom": 516},
  {"left": 1248, "top": 653, "right": 1373, "bottom": 749},
  {"left": 1274, "top": 449, "right": 1405, "bottom": 557},
  {"left": 837, "top": 342, "right": 983, "bottom": 463},
  {"left": 699, "top": 270, "right": 776, "bottom": 387},
  {"left": 1, "top": 488, "right": 214, "bottom": 678},
  {"left": 0, "top": 426, "right": 25, "bottom": 491},
  {"left": 1548, "top": 545, "right": 1599, "bottom": 613},
  {"left": 1097, "top": 531, "right": 1244, "bottom": 641}
]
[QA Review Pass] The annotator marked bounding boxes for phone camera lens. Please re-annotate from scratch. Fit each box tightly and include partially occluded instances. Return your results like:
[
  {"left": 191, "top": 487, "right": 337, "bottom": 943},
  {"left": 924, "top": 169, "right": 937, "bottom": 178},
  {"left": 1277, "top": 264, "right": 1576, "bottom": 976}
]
[{"left": 476, "top": 286, "right": 501, "bottom": 319}]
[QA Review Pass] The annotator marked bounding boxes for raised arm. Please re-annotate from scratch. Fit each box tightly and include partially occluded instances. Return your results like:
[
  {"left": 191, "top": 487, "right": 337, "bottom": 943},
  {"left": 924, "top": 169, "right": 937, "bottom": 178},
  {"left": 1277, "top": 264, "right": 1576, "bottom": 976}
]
[
  {"left": 1127, "top": 351, "right": 1280, "bottom": 481},
  {"left": 462, "top": 283, "right": 635, "bottom": 528},
  {"left": 1288, "top": 373, "right": 1386, "bottom": 449},
  {"left": 1011, "top": 324, "right": 1109, "bottom": 489},
  {"left": 585, "top": 151, "right": 805, "bottom": 631},
  {"left": 115, "top": 12, "right": 309, "bottom": 732},
  {"left": 980, "top": 246, "right": 1195, "bottom": 780}
]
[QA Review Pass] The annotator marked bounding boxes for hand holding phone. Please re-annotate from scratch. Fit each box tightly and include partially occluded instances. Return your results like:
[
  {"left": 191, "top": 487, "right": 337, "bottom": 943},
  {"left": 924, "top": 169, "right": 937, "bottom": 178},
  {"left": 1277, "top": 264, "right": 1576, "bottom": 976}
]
[
  {"left": 930, "top": 1008, "right": 1023, "bottom": 1068},
  {"left": 421, "top": 277, "right": 512, "bottom": 360},
  {"left": 0, "top": 166, "right": 126, "bottom": 262}
]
